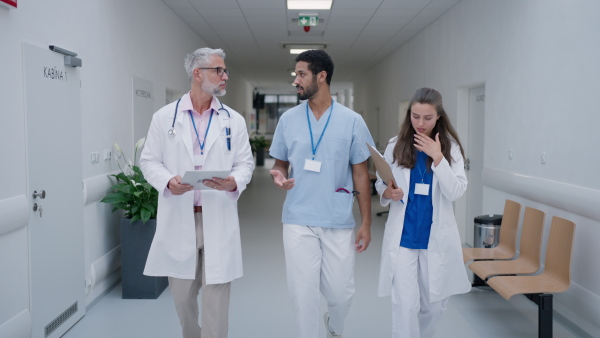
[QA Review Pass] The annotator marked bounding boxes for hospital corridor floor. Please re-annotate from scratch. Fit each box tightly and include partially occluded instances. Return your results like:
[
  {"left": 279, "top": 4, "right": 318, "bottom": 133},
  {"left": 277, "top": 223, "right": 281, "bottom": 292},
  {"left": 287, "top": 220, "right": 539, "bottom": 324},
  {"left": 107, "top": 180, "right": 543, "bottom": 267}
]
[{"left": 63, "top": 159, "right": 582, "bottom": 338}]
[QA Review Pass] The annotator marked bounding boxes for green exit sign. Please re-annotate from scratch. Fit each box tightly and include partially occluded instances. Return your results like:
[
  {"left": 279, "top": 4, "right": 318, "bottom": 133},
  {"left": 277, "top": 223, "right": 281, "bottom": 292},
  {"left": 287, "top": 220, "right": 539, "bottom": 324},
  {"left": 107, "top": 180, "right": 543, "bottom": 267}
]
[{"left": 298, "top": 16, "right": 318, "bottom": 26}]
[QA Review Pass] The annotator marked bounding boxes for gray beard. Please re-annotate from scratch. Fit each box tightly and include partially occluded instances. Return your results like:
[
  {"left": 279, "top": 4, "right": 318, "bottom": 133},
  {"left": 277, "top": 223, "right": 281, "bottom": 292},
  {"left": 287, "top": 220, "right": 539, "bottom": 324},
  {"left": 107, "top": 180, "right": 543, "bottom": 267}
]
[{"left": 202, "top": 81, "right": 226, "bottom": 97}]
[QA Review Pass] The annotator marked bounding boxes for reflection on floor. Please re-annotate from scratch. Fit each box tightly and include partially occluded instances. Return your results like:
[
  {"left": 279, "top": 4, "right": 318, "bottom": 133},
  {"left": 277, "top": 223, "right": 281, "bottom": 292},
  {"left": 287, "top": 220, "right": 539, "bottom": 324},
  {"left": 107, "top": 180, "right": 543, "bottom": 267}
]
[{"left": 63, "top": 159, "right": 580, "bottom": 338}]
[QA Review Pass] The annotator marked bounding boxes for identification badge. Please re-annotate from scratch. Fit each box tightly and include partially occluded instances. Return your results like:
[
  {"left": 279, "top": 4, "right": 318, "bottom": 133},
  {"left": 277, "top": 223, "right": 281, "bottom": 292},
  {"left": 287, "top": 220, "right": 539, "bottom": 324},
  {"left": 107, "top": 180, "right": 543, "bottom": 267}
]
[
  {"left": 304, "top": 159, "right": 322, "bottom": 172},
  {"left": 415, "top": 183, "right": 430, "bottom": 196},
  {"left": 194, "top": 154, "right": 205, "bottom": 166}
]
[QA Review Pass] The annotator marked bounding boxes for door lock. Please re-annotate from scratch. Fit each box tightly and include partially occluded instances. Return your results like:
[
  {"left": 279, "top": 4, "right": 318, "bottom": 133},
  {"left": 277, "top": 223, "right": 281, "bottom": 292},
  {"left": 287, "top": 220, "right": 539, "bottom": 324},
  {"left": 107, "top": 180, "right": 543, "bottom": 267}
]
[
  {"left": 33, "top": 203, "right": 43, "bottom": 217},
  {"left": 33, "top": 190, "right": 46, "bottom": 199}
]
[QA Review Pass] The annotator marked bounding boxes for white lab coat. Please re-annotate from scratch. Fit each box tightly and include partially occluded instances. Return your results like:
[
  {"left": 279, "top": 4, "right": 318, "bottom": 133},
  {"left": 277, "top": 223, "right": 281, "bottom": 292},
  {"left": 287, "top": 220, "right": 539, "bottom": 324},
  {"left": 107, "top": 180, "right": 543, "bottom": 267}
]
[
  {"left": 375, "top": 137, "right": 471, "bottom": 302},
  {"left": 140, "top": 96, "right": 254, "bottom": 284}
]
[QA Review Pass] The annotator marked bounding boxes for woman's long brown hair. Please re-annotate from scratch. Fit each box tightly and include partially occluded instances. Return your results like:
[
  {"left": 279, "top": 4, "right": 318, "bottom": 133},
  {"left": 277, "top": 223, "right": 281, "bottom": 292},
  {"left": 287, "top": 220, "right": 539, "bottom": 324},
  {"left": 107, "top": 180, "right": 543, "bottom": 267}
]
[{"left": 392, "top": 87, "right": 465, "bottom": 169}]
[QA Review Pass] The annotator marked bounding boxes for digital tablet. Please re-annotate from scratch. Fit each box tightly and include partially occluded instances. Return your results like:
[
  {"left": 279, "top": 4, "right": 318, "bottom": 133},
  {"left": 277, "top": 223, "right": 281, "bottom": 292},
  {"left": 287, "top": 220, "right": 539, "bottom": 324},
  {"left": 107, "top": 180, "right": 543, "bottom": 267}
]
[{"left": 181, "top": 170, "right": 230, "bottom": 190}]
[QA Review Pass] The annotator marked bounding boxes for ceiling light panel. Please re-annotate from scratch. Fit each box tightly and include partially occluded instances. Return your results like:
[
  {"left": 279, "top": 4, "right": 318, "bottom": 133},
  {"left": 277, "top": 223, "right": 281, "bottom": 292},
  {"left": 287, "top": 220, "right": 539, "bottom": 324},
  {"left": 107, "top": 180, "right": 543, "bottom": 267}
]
[
  {"left": 285, "top": 43, "right": 326, "bottom": 54},
  {"left": 287, "top": 0, "right": 332, "bottom": 10}
]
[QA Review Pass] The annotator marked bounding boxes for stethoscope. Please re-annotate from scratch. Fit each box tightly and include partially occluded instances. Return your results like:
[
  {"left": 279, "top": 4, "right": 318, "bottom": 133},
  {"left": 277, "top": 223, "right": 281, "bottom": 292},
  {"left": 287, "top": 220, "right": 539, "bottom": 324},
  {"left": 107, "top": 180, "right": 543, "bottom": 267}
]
[{"left": 168, "top": 97, "right": 232, "bottom": 151}]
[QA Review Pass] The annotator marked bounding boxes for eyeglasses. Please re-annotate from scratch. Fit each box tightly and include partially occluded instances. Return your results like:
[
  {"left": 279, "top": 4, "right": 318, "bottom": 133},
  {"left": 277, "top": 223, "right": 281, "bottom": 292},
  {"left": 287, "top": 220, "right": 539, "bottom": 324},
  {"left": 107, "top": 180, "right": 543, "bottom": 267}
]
[{"left": 199, "top": 67, "right": 230, "bottom": 77}]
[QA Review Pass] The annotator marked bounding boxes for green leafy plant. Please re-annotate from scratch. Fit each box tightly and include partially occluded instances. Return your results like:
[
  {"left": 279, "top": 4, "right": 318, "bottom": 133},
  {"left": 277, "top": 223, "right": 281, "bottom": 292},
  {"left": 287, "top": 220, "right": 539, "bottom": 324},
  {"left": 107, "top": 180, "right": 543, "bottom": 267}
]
[
  {"left": 249, "top": 134, "right": 269, "bottom": 155},
  {"left": 101, "top": 138, "right": 158, "bottom": 223}
]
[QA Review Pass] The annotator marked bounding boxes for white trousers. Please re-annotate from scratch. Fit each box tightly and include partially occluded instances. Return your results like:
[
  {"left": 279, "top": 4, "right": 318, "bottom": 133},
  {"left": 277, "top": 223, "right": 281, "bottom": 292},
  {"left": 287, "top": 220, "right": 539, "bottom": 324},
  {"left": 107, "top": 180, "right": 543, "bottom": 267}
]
[
  {"left": 283, "top": 224, "right": 355, "bottom": 338},
  {"left": 391, "top": 247, "right": 448, "bottom": 338}
]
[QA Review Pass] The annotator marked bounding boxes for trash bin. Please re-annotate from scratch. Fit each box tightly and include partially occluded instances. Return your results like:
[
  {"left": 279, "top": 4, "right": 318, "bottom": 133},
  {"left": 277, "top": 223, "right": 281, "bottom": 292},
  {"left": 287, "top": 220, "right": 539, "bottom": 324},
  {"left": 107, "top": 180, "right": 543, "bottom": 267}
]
[{"left": 474, "top": 214, "right": 502, "bottom": 248}]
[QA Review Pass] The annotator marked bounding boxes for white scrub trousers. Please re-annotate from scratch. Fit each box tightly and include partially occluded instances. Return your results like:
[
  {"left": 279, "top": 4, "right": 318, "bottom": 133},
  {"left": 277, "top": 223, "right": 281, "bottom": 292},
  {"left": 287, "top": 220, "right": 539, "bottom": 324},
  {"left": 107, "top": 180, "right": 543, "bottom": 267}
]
[
  {"left": 283, "top": 223, "right": 355, "bottom": 338},
  {"left": 391, "top": 246, "right": 448, "bottom": 338}
]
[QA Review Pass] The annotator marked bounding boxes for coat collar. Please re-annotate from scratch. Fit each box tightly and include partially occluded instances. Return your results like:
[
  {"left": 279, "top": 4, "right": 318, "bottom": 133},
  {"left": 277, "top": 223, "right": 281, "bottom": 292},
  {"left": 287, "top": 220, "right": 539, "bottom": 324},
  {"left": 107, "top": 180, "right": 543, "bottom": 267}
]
[{"left": 173, "top": 93, "right": 228, "bottom": 160}]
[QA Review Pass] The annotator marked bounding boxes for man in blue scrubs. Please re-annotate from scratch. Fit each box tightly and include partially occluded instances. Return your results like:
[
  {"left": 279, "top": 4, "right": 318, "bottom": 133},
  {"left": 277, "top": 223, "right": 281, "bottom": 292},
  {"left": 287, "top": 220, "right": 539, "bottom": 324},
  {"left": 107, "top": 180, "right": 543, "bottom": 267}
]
[{"left": 269, "top": 50, "right": 375, "bottom": 338}]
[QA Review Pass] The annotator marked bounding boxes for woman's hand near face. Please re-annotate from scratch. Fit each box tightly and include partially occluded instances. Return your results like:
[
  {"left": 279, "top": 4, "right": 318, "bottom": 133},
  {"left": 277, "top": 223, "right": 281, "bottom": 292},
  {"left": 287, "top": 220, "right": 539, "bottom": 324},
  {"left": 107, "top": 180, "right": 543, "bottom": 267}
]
[{"left": 414, "top": 132, "right": 444, "bottom": 166}]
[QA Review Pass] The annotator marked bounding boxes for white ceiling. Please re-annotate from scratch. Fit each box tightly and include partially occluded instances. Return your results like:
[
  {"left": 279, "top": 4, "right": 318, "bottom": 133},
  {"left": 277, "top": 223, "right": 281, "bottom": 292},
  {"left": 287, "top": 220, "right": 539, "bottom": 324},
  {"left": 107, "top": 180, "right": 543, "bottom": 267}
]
[{"left": 162, "top": 0, "right": 461, "bottom": 92}]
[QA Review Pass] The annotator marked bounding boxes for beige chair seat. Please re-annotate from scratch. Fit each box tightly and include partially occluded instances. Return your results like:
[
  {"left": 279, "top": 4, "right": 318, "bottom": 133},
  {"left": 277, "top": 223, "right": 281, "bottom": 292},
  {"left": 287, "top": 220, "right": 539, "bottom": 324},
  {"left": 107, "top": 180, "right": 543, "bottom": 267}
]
[
  {"left": 487, "top": 274, "right": 569, "bottom": 300},
  {"left": 462, "top": 246, "right": 513, "bottom": 263},
  {"left": 470, "top": 259, "right": 539, "bottom": 281}
]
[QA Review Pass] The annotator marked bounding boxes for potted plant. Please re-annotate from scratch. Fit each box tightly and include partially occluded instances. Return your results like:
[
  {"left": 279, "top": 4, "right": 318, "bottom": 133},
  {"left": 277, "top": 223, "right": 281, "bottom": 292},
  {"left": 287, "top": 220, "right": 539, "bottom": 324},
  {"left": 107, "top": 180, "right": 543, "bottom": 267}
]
[
  {"left": 249, "top": 134, "right": 269, "bottom": 166},
  {"left": 101, "top": 137, "right": 167, "bottom": 299}
]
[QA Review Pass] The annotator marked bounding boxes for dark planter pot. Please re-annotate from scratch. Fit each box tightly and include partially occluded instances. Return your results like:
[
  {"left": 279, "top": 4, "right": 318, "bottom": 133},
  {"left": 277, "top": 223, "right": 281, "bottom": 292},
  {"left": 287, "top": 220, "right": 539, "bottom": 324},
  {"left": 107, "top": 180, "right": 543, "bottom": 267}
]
[
  {"left": 255, "top": 147, "right": 265, "bottom": 166},
  {"left": 120, "top": 218, "right": 168, "bottom": 299}
]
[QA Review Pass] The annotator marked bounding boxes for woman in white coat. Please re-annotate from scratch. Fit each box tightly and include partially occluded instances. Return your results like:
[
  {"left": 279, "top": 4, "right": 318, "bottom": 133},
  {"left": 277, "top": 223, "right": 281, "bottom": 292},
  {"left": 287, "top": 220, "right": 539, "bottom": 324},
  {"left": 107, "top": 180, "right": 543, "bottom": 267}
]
[{"left": 375, "top": 88, "right": 471, "bottom": 338}]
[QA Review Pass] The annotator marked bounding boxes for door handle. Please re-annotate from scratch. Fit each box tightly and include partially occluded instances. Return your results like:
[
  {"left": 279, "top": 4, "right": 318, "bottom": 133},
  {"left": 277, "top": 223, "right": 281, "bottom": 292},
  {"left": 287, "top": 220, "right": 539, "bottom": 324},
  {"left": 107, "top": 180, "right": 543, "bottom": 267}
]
[{"left": 33, "top": 190, "right": 46, "bottom": 199}]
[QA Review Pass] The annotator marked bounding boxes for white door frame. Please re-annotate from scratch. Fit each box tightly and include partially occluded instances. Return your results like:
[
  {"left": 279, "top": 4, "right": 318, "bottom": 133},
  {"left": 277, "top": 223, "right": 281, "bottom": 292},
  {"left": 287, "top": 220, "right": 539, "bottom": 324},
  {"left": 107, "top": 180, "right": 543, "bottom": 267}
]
[{"left": 456, "top": 83, "right": 485, "bottom": 246}]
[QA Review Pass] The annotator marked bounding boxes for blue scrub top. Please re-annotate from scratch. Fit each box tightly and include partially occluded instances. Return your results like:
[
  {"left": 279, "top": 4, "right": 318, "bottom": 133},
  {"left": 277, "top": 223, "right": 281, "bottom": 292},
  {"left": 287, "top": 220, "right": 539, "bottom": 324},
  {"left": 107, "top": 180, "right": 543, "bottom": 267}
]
[
  {"left": 269, "top": 101, "right": 374, "bottom": 228},
  {"left": 400, "top": 151, "right": 434, "bottom": 249}
]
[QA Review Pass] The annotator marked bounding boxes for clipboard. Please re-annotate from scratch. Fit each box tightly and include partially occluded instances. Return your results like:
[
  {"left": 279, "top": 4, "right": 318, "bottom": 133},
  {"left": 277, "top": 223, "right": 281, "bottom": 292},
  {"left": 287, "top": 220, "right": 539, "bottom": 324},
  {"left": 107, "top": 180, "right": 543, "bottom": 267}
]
[
  {"left": 366, "top": 143, "right": 398, "bottom": 189},
  {"left": 181, "top": 170, "right": 230, "bottom": 190}
]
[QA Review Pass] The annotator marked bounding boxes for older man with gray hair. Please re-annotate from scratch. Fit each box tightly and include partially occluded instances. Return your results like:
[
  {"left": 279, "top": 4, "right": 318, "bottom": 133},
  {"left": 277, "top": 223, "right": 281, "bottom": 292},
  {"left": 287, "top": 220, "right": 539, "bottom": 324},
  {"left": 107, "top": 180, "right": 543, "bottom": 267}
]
[{"left": 140, "top": 47, "right": 254, "bottom": 338}]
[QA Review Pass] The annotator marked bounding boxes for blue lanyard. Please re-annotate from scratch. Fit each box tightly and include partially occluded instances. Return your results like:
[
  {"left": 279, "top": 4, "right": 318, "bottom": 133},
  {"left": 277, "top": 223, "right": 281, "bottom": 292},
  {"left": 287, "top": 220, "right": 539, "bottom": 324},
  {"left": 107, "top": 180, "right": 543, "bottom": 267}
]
[
  {"left": 306, "top": 100, "right": 334, "bottom": 160},
  {"left": 416, "top": 152, "right": 427, "bottom": 183},
  {"left": 189, "top": 110, "right": 214, "bottom": 155}
]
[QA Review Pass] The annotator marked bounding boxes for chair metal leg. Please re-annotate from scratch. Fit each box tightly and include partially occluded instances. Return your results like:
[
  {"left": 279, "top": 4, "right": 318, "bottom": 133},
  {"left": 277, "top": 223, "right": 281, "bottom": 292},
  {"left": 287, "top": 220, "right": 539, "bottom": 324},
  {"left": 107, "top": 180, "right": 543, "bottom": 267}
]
[
  {"left": 538, "top": 294, "right": 553, "bottom": 338},
  {"left": 526, "top": 293, "right": 553, "bottom": 338},
  {"left": 471, "top": 274, "right": 486, "bottom": 287}
]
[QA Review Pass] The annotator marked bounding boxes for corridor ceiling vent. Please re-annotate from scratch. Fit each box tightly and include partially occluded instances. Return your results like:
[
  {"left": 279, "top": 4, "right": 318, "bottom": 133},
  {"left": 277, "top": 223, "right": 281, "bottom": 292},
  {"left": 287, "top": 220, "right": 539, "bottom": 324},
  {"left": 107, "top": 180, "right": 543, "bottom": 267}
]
[{"left": 287, "top": 0, "right": 332, "bottom": 10}]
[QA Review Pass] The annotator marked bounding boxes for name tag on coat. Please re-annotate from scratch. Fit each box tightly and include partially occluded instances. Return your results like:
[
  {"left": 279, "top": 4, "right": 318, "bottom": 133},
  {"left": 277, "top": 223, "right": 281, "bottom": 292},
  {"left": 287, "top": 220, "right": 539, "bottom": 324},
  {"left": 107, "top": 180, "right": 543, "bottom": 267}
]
[{"left": 415, "top": 183, "right": 430, "bottom": 196}]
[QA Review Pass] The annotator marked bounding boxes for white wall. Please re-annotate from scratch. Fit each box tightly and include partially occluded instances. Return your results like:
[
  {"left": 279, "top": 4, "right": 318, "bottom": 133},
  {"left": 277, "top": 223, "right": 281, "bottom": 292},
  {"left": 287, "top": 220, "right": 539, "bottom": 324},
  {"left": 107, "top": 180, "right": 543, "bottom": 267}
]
[
  {"left": 220, "top": 72, "right": 255, "bottom": 130},
  {"left": 355, "top": 0, "right": 600, "bottom": 335},
  {"left": 0, "top": 0, "right": 253, "bottom": 335}
]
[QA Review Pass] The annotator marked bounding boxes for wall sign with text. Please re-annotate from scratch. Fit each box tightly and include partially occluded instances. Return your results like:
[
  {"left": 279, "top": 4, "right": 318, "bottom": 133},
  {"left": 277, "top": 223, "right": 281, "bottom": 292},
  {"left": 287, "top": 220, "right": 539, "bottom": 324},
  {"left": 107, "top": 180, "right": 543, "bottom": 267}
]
[{"left": 0, "top": 0, "right": 17, "bottom": 8}]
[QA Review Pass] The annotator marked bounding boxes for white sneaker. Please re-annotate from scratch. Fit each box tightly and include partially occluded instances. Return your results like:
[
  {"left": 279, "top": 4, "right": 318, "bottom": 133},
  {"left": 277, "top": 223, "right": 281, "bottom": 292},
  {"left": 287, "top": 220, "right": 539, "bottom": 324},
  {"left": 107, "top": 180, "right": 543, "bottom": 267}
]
[{"left": 323, "top": 312, "right": 343, "bottom": 338}]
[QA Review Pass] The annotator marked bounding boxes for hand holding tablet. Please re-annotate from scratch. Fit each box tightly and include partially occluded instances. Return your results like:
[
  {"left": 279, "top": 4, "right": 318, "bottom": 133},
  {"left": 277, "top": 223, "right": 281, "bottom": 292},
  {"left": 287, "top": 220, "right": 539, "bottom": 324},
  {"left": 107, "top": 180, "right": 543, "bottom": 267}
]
[{"left": 181, "top": 170, "right": 231, "bottom": 190}]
